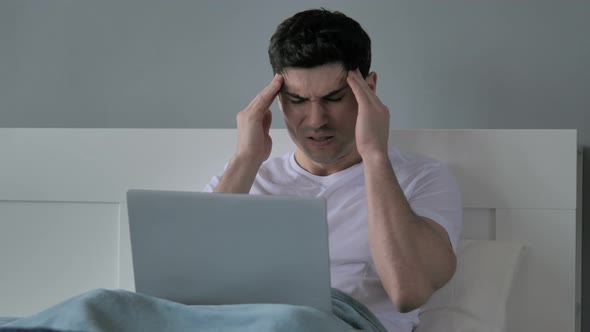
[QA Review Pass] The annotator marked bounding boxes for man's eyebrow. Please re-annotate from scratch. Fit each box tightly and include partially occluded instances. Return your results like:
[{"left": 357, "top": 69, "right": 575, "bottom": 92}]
[
  {"left": 283, "top": 91, "right": 306, "bottom": 100},
  {"left": 321, "top": 86, "right": 349, "bottom": 98},
  {"left": 283, "top": 86, "right": 349, "bottom": 100}
]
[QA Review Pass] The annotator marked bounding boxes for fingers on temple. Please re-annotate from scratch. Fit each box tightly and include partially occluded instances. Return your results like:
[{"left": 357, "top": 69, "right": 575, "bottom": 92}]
[
  {"left": 347, "top": 70, "right": 384, "bottom": 109},
  {"left": 249, "top": 74, "right": 284, "bottom": 112},
  {"left": 347, "top": 70, "right": 372, "bottom": 104}
]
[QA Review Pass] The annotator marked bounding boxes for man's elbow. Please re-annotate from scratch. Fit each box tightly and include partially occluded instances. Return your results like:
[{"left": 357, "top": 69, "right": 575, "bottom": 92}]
[
  {"left": 388, "top": 255, "right": 458, "bottom": 313},
  {"left": 390, "top": 286, "right": 434, "bottom": 313}
]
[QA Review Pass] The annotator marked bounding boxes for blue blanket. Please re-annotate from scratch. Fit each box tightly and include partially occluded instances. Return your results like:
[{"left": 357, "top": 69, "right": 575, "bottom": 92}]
[{"left": 1, "top": 288, "right": 387, "bottom": 332}]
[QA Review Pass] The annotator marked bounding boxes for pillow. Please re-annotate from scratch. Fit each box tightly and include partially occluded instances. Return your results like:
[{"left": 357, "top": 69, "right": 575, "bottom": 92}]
[{"left": 414, "top": 239, "right": 525, "bottom": 332}]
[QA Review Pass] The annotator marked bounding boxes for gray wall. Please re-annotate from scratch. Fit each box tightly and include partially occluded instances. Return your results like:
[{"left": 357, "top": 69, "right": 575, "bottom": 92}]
[
  {"left": 1, "top": 0, "right": 588, "bottom": 327},
  {"left": 2, "top": 1, "right": 588, "bottom": 135}
]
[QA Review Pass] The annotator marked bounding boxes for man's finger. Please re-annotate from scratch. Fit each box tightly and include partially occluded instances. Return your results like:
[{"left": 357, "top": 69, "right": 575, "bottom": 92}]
[
  {"left": 248, "top": 74, "right": 284, "bottom": 112},
  {"left": 347, "top": 69, "right": 384, "bottom": 108},
  {"left": 346, "top": 70, "right": 372, "bottom": 105}
]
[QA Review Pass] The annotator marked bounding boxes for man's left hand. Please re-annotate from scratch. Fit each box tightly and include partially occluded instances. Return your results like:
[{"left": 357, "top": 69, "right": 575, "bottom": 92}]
[{"left": 347, "top": 69, "right": 390, "bottom": 160}]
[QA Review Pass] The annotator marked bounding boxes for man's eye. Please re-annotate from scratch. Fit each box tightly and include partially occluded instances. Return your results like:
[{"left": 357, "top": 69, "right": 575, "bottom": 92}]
[
  {"left": 289, "top": 99, "right": 306, "bottom": 104},
  {"left": 324, "top": 97, "right": 343, "bottom": 103}
]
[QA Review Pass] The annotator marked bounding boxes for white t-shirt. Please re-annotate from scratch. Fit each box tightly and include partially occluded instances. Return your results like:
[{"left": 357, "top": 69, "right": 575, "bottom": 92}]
[{"left": 204, "top": 147, "right": 462, "bottom": 332}]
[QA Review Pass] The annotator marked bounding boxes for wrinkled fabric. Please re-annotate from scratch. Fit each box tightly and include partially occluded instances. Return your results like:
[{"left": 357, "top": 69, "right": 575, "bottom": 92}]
[{"left": 1, "top": 288, "right": 387, "bottom": 332}]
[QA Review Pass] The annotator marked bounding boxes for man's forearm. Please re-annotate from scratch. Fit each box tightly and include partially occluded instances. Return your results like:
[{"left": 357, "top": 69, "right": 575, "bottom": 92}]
[
  {"left": 363, "top": 153, "right": 455, "bottom": 312},
  {"left": 214, "top": 154, "right": 262, "bottom": 194}
]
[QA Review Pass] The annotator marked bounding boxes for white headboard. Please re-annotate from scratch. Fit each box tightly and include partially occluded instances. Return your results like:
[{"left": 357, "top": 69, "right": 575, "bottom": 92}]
[{"left": 0, "top": 129, "right": 580, "bottom": 332}]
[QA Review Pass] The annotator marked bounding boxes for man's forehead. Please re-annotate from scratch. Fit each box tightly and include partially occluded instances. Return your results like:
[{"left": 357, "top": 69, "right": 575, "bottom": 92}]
[{"left": 280, "top": 64, "right": 348, "bottom": 96}]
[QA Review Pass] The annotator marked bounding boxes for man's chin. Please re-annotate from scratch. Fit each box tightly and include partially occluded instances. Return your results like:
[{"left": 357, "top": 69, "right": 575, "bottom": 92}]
[{"left": 296, "top": 140, "right": 359, "bottom": 164}]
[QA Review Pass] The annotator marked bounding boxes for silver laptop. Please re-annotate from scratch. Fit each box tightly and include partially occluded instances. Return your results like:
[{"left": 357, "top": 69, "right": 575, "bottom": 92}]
[{"left": 126, "top": 189, "right": 332, "bottom": 313}]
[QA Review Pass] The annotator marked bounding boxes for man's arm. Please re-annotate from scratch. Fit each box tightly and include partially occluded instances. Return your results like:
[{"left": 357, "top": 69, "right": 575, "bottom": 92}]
[
  {"left": 347, "top": 69, "right": 456, "bottom": 313},
  {"left": 213, "top": 155, "right": 263, "bottom": 193},
  {"left": 363, "top": 154, "right": 456, "bottom": 312},
  {"left": 214, "top": 74, "right": 283, "bottom": 193}
]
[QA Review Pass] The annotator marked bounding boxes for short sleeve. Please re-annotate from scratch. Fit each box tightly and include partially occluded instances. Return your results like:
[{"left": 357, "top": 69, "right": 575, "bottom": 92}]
[
  {"left": 202, "top": 162, "right": 230, "bottom": 192},
  {"left": 202, "top": 175, "right": 220, "bottom": 193},
  {"left": 407, "top": 162, "right": 463, "bottom": 251}
]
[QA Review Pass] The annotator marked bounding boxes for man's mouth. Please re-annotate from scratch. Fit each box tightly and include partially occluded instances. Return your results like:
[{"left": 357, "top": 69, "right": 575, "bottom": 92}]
[
  {"left": 306, "top": 135, "right": 336, "bottom": 147},
  {"left": 308, "top": 136, "right": 334, "bottom": 141}
]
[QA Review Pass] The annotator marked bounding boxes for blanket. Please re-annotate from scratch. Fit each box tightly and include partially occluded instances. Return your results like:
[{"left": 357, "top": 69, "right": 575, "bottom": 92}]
[{"left": 0, "top": 288, "right": 387, "bottom": 332}]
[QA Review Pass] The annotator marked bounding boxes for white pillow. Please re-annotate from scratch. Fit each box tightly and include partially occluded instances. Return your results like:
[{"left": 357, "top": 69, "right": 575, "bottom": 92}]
[{"left": 414, "top": 239, "right": 525, "bottom": 332}]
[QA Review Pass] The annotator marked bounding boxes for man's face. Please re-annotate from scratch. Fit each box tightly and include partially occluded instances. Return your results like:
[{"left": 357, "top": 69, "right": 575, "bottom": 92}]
[{"left": 278, "top": 63, "right": 362, "bottom": 174}]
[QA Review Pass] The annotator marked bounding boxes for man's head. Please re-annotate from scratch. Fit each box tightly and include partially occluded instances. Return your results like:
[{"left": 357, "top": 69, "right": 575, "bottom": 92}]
[
  {"left": 268, "top": 8, "right": 371, "bottom": 77},
  {"left": 268, "top": 9, "right": 376, "bottom": 175}
]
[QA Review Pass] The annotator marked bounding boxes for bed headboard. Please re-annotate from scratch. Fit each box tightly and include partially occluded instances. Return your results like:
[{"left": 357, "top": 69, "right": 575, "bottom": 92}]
[{"left": 0, "top": 129, "right": 580, "bottom": 332}]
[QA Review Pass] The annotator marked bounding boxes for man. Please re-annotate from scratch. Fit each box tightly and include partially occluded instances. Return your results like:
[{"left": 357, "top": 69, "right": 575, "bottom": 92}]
[{"left": 205, "top": 8, "right": 462, "bottom": 332}]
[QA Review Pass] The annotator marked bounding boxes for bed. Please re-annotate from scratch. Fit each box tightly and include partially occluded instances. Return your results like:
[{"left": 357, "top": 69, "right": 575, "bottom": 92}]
[{"left": 0, "top": 128, "right": 581, "bottom": 332}]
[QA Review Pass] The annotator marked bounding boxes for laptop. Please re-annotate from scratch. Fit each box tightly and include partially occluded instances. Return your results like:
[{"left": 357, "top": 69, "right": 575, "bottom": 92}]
[{"left": 126, "top": 189, "right": 332, "bottom": 313}]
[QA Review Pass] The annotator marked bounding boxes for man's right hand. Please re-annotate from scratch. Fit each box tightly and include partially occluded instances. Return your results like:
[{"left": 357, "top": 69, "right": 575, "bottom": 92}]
[
  {"left": 235, "top": 74, "right": 283, "bottom": 165},
  {"left": 213, "top": 74, "right": 283, "bottom": 194}
]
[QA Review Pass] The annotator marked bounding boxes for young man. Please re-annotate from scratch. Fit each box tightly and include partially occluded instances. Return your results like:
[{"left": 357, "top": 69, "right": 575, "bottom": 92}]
[{"left": 205, "top": 9, "right": 462, "bottom": 332}]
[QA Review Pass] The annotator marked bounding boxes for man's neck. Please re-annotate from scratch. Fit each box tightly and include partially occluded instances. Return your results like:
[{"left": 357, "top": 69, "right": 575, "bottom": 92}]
[{"left": 294, "top": 149, "right": 363, "bottom": 176}]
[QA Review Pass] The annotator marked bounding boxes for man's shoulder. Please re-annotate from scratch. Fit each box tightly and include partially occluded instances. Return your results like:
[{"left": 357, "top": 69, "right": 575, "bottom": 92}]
[
  {"left": 256, "top": 151, "right": 298, "bottom": 183},
  {"left": 389, "top": 146, "right": 444, "bottom": 173},
  {"left": 388, "top": 146, "right": 458, "bottom": 193},
  {"left": 260, "top": 152, "right": 293, "bottom": 171}
]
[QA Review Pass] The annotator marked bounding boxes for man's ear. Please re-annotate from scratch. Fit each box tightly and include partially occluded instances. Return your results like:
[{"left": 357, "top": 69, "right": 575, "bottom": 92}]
[{"left": 365, "top": 71, "right": 378, "bottom": 93}]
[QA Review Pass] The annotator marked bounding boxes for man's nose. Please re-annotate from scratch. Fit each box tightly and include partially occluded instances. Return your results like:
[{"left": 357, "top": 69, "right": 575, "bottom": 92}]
[{"left": 307, "top": 101, "right": 328, "bottom": 129}]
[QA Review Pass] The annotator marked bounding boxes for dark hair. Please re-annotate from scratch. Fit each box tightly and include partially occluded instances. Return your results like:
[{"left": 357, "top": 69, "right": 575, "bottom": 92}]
[{"left": 268, "top": 8, "right": 372, "bottom": 77}]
